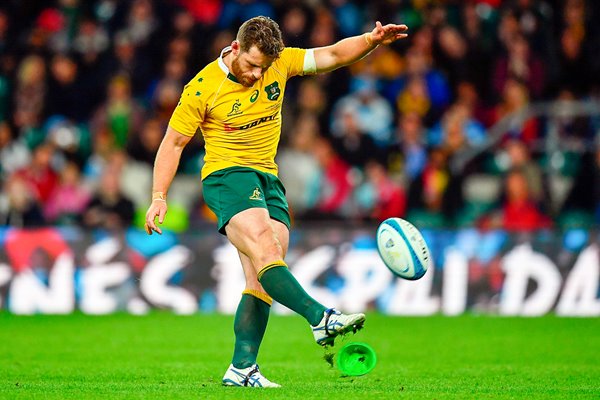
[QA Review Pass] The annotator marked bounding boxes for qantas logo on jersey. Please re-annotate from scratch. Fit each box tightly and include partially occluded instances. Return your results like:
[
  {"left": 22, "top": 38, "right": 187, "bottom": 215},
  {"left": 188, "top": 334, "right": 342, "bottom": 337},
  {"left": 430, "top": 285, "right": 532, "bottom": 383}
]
[{"left": 224, "top": 112, "right": 278, "bottom": 131}]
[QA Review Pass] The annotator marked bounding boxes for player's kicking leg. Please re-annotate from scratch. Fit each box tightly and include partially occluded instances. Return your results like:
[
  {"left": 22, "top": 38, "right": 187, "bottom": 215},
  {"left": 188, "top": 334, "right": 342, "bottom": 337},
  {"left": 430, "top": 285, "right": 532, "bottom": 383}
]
[
  {"left": 226, "top": 210, "right": 366, "bottom": 348},
  {"left": 312, "top": 308, "right": 366, "bottom": 347}
]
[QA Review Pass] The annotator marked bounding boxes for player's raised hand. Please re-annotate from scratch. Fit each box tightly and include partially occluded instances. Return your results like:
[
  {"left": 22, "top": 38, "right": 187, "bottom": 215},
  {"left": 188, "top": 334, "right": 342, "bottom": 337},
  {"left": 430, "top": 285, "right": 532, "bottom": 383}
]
[
  {"left": 144, "top": 197, "right": 167, "bottom": 235},
  {"left": 369, "top": 21, "right": 408, "bottom": 45}
]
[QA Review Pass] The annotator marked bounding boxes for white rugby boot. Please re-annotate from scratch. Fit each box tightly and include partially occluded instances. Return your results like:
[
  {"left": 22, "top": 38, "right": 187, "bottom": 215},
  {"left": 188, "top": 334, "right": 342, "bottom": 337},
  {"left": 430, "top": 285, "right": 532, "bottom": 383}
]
[
  {"left": 312, "top": 308, "right": 366, "bottom": 347},
  {"left": 222, "top": 364, "right": 281, "bottom": 388}
]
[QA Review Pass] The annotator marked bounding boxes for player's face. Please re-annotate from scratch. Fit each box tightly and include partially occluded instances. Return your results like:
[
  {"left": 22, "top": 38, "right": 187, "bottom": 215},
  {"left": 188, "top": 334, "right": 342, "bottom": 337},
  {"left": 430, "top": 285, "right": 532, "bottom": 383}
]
[{"left": 231, "top": 45, "right": 275, "bottom": 87}]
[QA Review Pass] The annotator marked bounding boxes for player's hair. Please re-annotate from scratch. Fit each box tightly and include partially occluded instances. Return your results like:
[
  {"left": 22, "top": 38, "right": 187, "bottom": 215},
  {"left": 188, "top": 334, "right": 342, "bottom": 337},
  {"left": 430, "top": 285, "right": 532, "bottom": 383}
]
[{"left": 236, "top": 16, "right": 284, "bottom": 59}]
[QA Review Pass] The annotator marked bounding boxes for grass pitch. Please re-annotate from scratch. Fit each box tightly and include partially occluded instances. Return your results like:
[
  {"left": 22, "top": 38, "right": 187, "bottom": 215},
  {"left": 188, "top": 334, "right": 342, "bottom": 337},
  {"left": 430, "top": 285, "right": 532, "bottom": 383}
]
[{"left": 0, "top": 312, "right": 598, "bottom": 399}]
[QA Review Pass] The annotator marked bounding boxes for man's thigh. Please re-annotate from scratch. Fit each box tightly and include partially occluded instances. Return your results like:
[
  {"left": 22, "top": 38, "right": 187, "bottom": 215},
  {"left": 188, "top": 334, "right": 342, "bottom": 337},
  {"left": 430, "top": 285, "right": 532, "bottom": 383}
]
[{"left": 203, "top": 167, "right": 291, "bottom": 234}]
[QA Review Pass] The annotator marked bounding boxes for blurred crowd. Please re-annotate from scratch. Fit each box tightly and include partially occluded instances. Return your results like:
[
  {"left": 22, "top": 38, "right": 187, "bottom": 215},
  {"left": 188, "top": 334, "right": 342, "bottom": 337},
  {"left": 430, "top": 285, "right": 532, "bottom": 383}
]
[{"left": 1, "top": 0, "right": 600, "bottom": 232}]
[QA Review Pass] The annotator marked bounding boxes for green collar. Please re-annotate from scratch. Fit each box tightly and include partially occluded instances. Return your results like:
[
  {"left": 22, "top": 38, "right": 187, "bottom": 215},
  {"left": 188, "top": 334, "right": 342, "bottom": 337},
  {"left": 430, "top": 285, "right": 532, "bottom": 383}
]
[
  {"left": 219, "top": 46, "right": 241, "bottom": 84},
  {"left": 227, "top": 72, "right": 239, "bottom": 83}
]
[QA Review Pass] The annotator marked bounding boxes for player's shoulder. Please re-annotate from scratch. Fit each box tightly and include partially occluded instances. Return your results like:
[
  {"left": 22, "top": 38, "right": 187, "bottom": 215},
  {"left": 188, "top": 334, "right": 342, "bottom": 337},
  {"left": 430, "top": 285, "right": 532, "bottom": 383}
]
[
  {"left": 270, "top": 47, "right": 307, "bottom": 78},
  {"left": 277, "top": 47, "right": 307, "bottom": 64},
  {"left": 186, "top": 60, "right": 222, "bottom": 89},
  {"left": 182, "top": 60, "right": 223, "bottom": 102}
]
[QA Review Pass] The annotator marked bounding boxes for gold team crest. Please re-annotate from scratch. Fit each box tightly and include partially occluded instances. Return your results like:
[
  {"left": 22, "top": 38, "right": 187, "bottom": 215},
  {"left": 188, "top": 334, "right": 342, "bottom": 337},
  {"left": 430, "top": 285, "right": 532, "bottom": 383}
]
[
  {"left": 227, "top": 99, "right": 243, "bottom": 116},
  {"left": 249, "top": 187, "right": 263, "bottom": 200},
  {"left": 264, "top": 81, "right": 280, "bottom": 101}
]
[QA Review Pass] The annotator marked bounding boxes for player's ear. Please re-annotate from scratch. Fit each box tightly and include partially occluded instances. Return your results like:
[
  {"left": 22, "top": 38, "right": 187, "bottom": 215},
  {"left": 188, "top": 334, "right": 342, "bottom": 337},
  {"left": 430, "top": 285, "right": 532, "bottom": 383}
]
[{"left": 231, "top": 40, "right": 240, "bottom": 55}]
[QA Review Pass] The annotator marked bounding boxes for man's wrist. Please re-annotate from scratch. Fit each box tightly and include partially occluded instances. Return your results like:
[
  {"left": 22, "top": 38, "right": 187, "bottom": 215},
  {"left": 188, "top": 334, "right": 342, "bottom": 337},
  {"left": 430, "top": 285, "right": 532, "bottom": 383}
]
[
  {"left": 364, "top": 32, "right": 377, "bottom": 48},
  {"left": 152, "top": 191, "right": 167, "bottom": 202}
]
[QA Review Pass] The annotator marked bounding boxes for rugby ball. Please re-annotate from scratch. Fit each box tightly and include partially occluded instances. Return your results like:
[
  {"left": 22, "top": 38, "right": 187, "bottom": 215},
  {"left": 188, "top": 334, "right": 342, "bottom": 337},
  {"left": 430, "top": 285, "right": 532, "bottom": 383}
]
[{"left": 376, "top": 217, "right": 430, "bottom": 280}]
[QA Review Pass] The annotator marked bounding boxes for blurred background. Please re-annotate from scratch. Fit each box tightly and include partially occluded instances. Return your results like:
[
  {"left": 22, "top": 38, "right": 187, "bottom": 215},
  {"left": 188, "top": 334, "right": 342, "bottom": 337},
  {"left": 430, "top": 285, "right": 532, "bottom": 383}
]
[{"left": 0, "top": 0, "right": 599, "bottom": 316}]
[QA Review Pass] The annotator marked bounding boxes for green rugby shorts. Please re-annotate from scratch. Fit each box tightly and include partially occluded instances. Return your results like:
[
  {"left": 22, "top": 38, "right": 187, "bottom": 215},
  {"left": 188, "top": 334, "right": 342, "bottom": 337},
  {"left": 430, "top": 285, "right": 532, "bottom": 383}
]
[{"left": 202, "top": 166, "right": 291, "bottom": 234}]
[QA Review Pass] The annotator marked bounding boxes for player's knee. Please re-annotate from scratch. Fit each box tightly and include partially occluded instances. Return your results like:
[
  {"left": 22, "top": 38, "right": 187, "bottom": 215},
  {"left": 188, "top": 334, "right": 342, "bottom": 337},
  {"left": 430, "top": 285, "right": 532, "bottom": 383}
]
[
  {"left": 248, "top": 225, "right": 283, "bottom": 265},
  {"left": 255, "top": 245, "right": 283, "bottom": 267}
]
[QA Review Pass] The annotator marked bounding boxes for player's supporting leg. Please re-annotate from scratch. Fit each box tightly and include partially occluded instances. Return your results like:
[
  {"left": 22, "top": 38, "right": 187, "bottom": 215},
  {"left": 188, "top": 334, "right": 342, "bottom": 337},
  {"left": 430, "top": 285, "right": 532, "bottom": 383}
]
[
  {"left": 225, "top": 209, "right": 365, "bottom": 346},
  {"left": 222, "top": 243, "right": 280, "bottom": 387},
  {"left": 223, "top": 238, "right": 287, "bottom": 387},
  {"left": 232, "top": 252, "right": 272, "bottom": 369}
]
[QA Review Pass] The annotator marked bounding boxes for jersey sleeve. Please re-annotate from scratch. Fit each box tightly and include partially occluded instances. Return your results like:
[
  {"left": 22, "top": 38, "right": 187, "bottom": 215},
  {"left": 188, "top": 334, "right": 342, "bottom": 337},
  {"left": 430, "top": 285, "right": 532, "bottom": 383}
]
[
  {"left": 280, "top": 47, "right": 308, "bottom": 79},
  {"left": 169, "top": 81, "right": 206, "bottom": 137}
]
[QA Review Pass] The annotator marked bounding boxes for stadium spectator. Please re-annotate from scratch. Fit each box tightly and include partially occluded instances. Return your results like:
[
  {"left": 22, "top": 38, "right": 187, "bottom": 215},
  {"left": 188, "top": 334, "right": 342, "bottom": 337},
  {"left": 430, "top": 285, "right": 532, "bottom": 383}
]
[
  {"left": 72, "top": 16, "right": 110, "bottom": 64},
  {"left": 277, "top": 113, "right": 320, "bottom": 216},
  {"left": 434, "top": 26, "right": 470, "bottom": 91},
  {"left": 490, "top": 77, "right": 540, "bottom": 145},
  {"left": 553, "top": 89, "right": 595, "bottom": 144},
  {"left": 492, "top": 33, "right": 545, "bottom": 99},
  {"left": 355, "top": 159, "right": 406, "bottom": 222},
  {"left": 0, "top": 175, "right": 46, "bottom": 227},
  {"left": 123, "top": 0, "right": 159, "bottom": 49},
  {"left": 306, "top": 6, "right": 352, "bottom": 102},
  {"left": 509, "top": 0, "right": 554, "bottom": 55},
  {"left": 348, "top": 43, "right": 405, "bottom": 81},
  {"left": 331, "top": 108, "right": 380, "bottom": 168},
  {"left": 330, "top": 0, "right": 364, "bottom": 38},
  {"left": 396, "top": 75, "right": 433, "bottom": 122},
  {"left": 459, "top": 3, "right": 495, "bottom": 98},
  {"left": 82, "top": 159, "right": 135, "bottom": 231},
  {"left": 407, "top": 147, "right": 464, "bottom": 225},
  {"left": 560, "top": 146, "right": 600, "bottom": 223},
  {"left": 482, "top": 168, "right": 552, "bottom": 232},
  {"left": 428, "top": 102, "right": 486, "bottom": 150},
  {"left": 46, "top": 53, "right": 92, "bottom": 122},
  {"left": 454, "top": 80, "right": 491, "bottom": 128},
  {"left": 386, "top": 45, "right": 451, "bottom": 125},
  {"left": 280, "top": 5, "right": 313, "bottom": 48},
  {"left": 178, "top": 0, "right": 222, "bottom": 27},
  {"left": 0, "top": 61, "right": 10, "bottom": 123},
  {"left": 496, "top": 10, "right": 521, "bottom": 55},
  {"left": 12, "top": 143, "right": 58, "bottom": 204},
  {"left": 331, "top": 75, "right": 394, "bottom": 147},
  {"left": 292, "top": 83, "right": 326, "bottom": 118},
  {"left": 217, "top": 0, "right": 275, "bottom": 30},
  {"left": 553, "top": 25, "right": 590, "bottom": 96},
  {"left": 0, "top": 8, "right": 13, "bottom": 55},
  {"left": 283, "top": 77, "right": 329, "bottom": 138},
  {"left": 305, "top": 136, "right": 353, "bottom": 219},
  {"left": 12, "top": 55, "right": 47, "bottom": 132},
  {"left": 152, "top": 7, "right": 204, "bottom": 69},
  {"left": 82, "top": 121, "right": 115, "bottom": 182},
  {"left": 148, "top": 56, "right": 188, "bottom": 120},
  {"left": 44, "top": 160, "right": 91, "bottom": 225},
  {"left": 102, "top": 31, "right": 154, "bottom": 98},
  {"left": 126, "top": 117, "right": 165, "bottom": 167},
  {"left": 497, "top": 138, "right": 546, "bottom": 208},
  {"left": 90, "top": 75, "right": 145, "bottom": 149},
  {"left": 26, "top": 8, "right": 66, "bottom": 54},
  {"left": 0, "top": 121, "right": 30, "bottom": 178},
  {"left": 386, "top": 111, "right": 428, "bottom": 182}
]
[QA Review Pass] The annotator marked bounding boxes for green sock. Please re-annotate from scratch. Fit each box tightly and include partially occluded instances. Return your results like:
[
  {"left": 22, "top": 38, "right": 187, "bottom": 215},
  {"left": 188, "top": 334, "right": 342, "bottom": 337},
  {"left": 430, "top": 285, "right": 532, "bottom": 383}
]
[
  {"left": 232, "top": 294, "right": 270, "bottom": 369},
  {"left": 259, "top": 266, "right": 327, "bottom": 326}
]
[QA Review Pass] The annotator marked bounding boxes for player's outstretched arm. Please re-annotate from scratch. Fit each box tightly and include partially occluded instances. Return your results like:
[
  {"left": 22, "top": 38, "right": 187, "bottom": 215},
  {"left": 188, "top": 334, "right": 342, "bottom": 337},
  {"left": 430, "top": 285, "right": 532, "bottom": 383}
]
[
  {"left": 144, "top": 126, "right": 192, "bottom": 235},
  {"left": 313, "top": 21, "right": 408, "bottom": 73}
]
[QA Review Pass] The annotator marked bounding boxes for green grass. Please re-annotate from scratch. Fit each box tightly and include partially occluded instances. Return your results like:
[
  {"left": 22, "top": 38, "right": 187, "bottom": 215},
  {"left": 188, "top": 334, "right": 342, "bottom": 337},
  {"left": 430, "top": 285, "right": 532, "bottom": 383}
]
[{"left": 0, "top": 313, "right": 598, "bottom": 399}]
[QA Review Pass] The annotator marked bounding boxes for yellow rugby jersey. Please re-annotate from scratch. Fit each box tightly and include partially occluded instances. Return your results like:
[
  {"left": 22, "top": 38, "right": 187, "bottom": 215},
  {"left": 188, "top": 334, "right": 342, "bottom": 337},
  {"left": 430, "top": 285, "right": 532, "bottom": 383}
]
[{"left": 169, "top": 46, "right": 309, "bottom": 179}]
